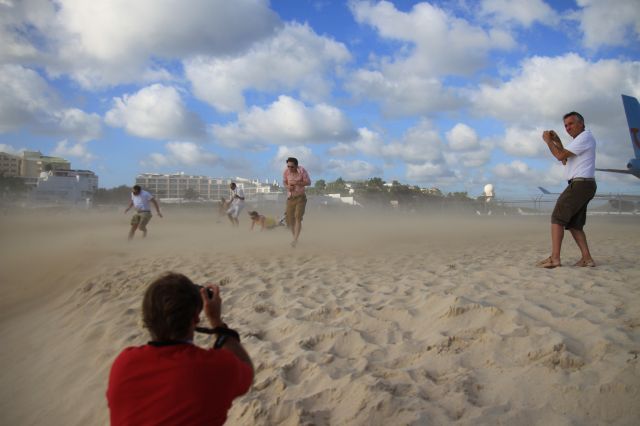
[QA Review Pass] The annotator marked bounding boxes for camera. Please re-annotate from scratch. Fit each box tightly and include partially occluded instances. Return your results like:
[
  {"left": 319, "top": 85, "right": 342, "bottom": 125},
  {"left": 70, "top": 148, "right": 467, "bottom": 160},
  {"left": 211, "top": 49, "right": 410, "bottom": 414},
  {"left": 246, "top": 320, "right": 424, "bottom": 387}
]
[{"left": 195, "top": 284, "right": 214, "bottom": 299}]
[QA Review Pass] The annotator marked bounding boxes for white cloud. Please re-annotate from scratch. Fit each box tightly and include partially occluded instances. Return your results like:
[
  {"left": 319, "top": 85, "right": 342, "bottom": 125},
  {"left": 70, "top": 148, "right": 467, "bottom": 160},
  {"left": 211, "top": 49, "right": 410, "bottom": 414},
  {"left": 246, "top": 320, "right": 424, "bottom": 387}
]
[
  {"left": 185, "top": 22, "right": 350, "bottom": 113},
  {"left": 3, "top": 0, "right": 280, "bottom": 88},
  {"left": 446, "top": 123, "right": 479, "bottom": 151},
  {"left": 144, "top": 142, "right": 219, "bottom": 168},
  {"left": 105, "top": 84, "right": 206, "bottom": 141},
  {"left": 346, "top": 1, "right": 514, "bottom": 117},
  {"left": 472, "top": 54, "right": 640, "bottom": 126},
  {"left": 498, "top": 126, "right": 548, "bottom": 157},
  {"left": 0, "top": 0, "right": 52, "bottom": 63},
  {"left": 576, "top": 0, "right": 640, "bottom": 50},
  {"left": 0, "top": 143, "right": 22, "bottom": 155},
  {"left": 271, "top": 145, "right": 324, "bottom": 177},
  {"left": 346, "top": 70, "right": 460, "bottom": 117},
  {"left": 212, "top": 95, "right": 357, "bottom": 148},
  {"left": 349, "top": 1, "right": 515, "bottom": 76},
  {"left": 0, "top": 64, "right": 102, "bottom": 141},
  {"left": 54, "top": 108, "right": 102, "bottom": 143},
  {"left": 328, "top": 142, "right": 356, "bottom": 157},
  {"left": 326, "top": 159, "right": 382, "bottom": 180},
  {"left": 0, "top": 64, "right": 56, "bottom": 132},
  {"left": 492, "top": 160, "right": 562, "bottom": 187},
  {"left": 52, "top": 139, "right": 96, "bottom": 162},
  {"left": 479, "top": 0, "right": 556, "bottom": 28},
  {"left": 406, "top": 162, "right": 453, "bottom": 181},
  {"left": 381, "top": 120, "right": 444, "bottom": 164},
  {"left": 328, "top": 127, "right": 388, "bottom": 157}
]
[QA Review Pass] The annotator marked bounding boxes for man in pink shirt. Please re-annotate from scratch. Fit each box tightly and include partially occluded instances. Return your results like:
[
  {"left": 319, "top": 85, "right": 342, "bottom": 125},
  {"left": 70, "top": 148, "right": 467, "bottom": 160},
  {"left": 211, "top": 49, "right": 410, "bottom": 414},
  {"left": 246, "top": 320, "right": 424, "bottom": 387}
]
[{"left": 283, "top": 157, "right": 311, "bottom": 247}]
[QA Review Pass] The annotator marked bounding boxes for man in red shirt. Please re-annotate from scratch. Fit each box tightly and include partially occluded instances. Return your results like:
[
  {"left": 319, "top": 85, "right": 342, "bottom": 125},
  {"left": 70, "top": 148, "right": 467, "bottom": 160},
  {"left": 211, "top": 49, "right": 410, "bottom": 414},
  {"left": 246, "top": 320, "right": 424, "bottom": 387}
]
[
  {"left": 283, "top": 157, "right": 311, "bottom": 247},
  {"left": 107, "top": 272, "right": 253, "bottom": 425}
]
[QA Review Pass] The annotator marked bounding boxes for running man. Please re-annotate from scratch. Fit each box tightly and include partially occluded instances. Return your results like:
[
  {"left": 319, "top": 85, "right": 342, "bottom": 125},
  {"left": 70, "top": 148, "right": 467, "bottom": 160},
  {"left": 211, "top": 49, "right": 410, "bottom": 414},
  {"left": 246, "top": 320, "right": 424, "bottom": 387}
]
[
  {"left": 125, "top": 185, "right": 162, "bottom": 240},
  {"left": 283, "top": 157, "right": 311, "bottom": 247},
  {"left": 226, "top": 182, "right": 245, "bottom": 227}
]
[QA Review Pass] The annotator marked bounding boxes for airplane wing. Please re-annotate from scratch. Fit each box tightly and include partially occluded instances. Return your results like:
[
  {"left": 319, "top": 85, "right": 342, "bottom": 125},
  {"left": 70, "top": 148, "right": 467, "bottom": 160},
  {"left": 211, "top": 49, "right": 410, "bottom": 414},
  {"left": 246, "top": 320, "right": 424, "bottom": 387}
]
[
  {"left": 595, "top": 168, "right": 634, "bottom": 175},
  {"left": 537, "top": 187, "right": 557, "bottom": 195}
]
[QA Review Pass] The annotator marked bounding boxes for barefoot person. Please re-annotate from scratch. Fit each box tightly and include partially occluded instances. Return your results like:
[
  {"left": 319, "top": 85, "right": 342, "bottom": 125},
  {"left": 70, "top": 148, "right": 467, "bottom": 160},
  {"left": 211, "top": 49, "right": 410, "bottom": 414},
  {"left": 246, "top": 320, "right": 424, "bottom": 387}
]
[
  {"left": 226, "top": 182, "right": 245, "bottom": 227},
  {"left": 124, "top": 185, "right": 162, "bottom": 240},
  {"left": 537, "top": 111, "right": 597, "bottom": 268},
  {"left": 283, "top": 157, "right": 311, "bottom": 247},
  {"left": 107, "top": 273, "right": 253, "bottom": 425},
  {"left": 248, "top": 210, "right": 277, "bottom": 231}
]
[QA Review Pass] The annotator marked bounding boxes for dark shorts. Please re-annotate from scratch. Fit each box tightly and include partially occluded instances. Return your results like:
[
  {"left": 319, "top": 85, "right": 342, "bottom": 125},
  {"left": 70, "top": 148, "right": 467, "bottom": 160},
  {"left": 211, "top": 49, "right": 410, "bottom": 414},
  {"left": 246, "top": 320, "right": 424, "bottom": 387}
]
[
  {"left": 286, "top": 194, "right": 307, "bottom": 226},
  {"left": 551, "top": 180, "right": 596, "bottom": 230}
]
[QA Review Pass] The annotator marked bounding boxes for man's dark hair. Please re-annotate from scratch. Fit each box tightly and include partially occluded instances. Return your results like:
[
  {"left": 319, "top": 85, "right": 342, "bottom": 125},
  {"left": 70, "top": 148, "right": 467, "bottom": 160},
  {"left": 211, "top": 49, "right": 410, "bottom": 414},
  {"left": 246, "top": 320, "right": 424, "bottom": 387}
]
[
  {"left": 286, "top": 157, "right": 298, "bottom": 166},
  {"left": 142, "top": 272, "right": 201, "bottom": 341},
  {"left": 563, "top": 111, "right": 584, "bottom": 124},
  {"left": 133, "top": 184, "right": 141, "bottom": 192}
]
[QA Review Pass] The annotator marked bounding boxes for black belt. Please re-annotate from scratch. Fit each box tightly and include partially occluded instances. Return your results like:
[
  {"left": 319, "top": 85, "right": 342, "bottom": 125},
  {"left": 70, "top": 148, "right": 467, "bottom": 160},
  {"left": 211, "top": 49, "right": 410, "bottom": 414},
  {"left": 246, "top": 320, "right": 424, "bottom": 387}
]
[
  {"left": 568, "top": 177, "right": 595, "bottom": 184},
  {"left": 137, "top": 210, "right": 151, "bottom": 213}
]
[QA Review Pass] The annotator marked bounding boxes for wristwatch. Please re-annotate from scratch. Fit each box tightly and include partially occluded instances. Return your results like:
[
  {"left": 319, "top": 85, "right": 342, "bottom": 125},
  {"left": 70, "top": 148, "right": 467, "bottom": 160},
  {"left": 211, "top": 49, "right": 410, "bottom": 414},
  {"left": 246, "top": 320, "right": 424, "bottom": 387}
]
[{"left": 212, "top": 326, "right": 240, "bottom": 349}]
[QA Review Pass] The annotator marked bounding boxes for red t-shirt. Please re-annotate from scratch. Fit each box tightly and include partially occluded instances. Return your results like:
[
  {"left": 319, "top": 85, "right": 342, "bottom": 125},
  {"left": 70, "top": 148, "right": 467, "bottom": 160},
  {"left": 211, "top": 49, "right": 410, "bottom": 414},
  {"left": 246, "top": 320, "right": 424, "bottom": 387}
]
[{"left": 107, "top": 343, "right": 252, "bottom": 426}]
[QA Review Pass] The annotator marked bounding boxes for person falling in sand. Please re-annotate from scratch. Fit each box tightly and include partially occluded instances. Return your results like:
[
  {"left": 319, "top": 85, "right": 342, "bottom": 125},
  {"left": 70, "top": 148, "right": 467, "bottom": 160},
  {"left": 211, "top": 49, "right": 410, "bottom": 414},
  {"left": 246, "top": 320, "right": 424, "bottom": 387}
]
[
  {"left": 124, "top": 185, "right": 162, "bottom": 240},
  {"left": 537, "top": 111, "right": 597, "bottom": 269},
  {"left": 248, "top": 210, "right": 278, "bottom": 231}
]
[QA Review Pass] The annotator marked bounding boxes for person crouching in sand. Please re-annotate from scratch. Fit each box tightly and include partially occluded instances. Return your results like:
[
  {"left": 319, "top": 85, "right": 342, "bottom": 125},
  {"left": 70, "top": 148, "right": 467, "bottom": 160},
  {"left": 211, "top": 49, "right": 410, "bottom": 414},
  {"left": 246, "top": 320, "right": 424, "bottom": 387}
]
[
  {"left": 107, "top": 272, "right": 254, "bottom": 425},
  {"left": 248, "top": 210, "right": 278, "bottom": 231}
]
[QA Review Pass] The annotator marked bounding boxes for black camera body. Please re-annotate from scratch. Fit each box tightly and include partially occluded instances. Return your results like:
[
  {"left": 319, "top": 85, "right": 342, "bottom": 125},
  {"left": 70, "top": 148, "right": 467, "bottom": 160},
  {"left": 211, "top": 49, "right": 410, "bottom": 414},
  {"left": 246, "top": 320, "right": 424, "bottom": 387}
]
[{"left": 195, "top": 284, "right": 214, "bottom": 299}]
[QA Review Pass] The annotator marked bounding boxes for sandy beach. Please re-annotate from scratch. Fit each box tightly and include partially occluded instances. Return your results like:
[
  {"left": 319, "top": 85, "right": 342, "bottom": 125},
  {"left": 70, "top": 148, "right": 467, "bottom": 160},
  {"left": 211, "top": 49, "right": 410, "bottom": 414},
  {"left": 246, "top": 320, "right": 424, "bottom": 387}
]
[{"left": 1, "top": 206, "right": 639, "bottom": 425}]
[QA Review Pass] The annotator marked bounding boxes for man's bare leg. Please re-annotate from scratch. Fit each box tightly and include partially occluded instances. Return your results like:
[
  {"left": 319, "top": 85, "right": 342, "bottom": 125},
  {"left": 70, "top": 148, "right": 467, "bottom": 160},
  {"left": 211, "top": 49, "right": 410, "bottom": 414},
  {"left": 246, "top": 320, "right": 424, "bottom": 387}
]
[
  {"left": 291, "top": 220, "right": 302, "bottom": 247},
  {"left": 548, "top": 223, "right": 564, "bottom": 266},
  {"left": 128, "top": 224, "right": 139, "bottom": 240},
  {"left": 569, "top": 228, "right": 595, "bottom": 265},
  {"left": 141, "top": 227, "right": 148, "bottom": 238}
]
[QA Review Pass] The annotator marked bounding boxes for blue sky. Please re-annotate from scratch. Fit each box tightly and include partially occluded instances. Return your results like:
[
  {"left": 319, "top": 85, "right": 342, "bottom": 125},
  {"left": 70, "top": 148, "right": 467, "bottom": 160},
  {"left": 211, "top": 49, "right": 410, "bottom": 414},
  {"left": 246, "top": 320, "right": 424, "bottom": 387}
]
[{"left": 1, "top": 0, "right": 639, "bottom": 197}]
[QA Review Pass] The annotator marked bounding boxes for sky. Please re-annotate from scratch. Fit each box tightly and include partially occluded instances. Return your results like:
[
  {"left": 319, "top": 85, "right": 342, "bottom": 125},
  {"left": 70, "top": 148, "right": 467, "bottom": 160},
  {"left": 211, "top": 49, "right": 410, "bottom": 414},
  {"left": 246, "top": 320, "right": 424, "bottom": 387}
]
[{"left": 1, "top": 0, "right": 639, "bottom": 197}]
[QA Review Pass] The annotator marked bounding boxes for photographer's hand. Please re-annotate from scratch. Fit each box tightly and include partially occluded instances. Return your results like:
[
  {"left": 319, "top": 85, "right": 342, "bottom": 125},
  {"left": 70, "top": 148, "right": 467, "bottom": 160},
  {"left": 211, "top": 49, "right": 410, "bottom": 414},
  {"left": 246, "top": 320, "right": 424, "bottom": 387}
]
[
  {"left": 200, "top": 284, "right": 225, "bottom": 328},
  {"left": 200, "top": 284, "right": 255, "bottom": 374}
]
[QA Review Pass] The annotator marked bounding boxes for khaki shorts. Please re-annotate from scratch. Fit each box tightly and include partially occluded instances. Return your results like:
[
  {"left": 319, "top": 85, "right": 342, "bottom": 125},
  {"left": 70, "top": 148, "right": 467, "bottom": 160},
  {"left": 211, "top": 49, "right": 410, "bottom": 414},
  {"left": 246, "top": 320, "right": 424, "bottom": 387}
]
[
  {"left": 286, "top": 194, "right": 307, "bottom": 227},
  {"left": 131, "top": 211, "right": 152, "bottom": 230},
  {"left": 551, "top": 180, "right": 596, "bottom": 230}
]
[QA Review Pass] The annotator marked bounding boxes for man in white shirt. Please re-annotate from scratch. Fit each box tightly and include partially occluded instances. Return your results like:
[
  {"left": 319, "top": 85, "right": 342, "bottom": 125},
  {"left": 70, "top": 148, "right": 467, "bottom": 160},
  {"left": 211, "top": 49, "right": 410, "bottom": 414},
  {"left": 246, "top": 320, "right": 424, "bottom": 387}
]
[
  {"left": 125, "top": 185, "right": 163, "bottom": 240},
  {"left": 226, "top": 182, "right": 245, "bottom": 227},
  {"left": 537, "top": 111, "right": 597, "bottom": 268}
]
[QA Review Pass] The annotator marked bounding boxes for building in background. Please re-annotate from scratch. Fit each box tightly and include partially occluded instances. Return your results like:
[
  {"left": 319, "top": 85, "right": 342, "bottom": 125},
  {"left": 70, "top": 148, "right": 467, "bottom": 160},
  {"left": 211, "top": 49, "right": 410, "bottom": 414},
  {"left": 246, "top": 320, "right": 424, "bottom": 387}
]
[
  {"left": 135, "top": 172, "right": 280, "bottom": 202},
  {"left": 31, "top": 169, "right": 99, "bottom": 204},
  {"left": 20, "top": 151, "right": 70, "bottom": 185},
  {"left": 1, "top": 149, "right": 99, "bottom": 205},
  {"left": 0, "top": 152, "right": 21, "bottom": 177}
]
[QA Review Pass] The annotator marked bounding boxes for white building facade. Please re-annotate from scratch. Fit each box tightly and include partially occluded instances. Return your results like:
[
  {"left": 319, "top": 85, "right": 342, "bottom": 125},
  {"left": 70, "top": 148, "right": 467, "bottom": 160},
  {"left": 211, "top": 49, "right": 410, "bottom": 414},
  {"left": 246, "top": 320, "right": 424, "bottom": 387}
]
[
  {"left": 135, "top": 173, "right": 278, "bottom": 201},
  {"left": 31, "top": 169, "right": 99, "bottom": 204}
]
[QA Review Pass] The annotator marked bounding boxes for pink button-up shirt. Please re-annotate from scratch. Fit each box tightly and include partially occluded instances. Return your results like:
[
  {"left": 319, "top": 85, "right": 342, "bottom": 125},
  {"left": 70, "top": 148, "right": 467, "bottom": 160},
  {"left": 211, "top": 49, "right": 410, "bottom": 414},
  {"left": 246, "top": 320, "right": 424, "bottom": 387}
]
[{"left": 283, "top": 165, "right": 311, "bottom": 198}]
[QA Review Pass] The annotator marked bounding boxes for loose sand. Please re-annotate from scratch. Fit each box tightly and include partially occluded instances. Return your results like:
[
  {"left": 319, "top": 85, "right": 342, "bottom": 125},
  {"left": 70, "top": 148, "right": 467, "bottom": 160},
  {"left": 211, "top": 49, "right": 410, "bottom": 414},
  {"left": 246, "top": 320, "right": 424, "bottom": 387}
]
[{"left": 1, "top": 206, "right": 639, "bottom": 425}]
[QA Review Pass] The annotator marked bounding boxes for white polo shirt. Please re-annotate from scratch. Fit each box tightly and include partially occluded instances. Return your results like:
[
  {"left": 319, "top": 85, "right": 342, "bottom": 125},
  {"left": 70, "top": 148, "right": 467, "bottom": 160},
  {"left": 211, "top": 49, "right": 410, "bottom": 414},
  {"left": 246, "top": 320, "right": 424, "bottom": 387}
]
[{"left": 564, "top": 129, "right": 596, "bottom": 180}]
